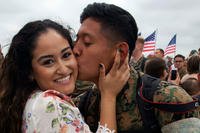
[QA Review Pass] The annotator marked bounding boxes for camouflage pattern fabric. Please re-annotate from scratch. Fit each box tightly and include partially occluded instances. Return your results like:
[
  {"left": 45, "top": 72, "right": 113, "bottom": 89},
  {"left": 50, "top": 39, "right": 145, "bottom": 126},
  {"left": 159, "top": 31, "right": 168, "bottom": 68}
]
[
  {"left": 161, "top": 117, "right": 200, "bottom": 133},
  {"left": 178, "top": 67, "right": 187, "bottom": 79},
  {"left": 71, "top": 80, "right": 95, "bottom": 97},
  {"left": 153, "top": 85, "right": 200, "bottom": 127},
  {"left": 72, "top": 66, "right": 144, "bottom": 132},
  {"left": 72, "top": 65, "right": 200, "bottom": 132},
  {"left": 129, "top": 55, "right": 147, "bottom": 72}
]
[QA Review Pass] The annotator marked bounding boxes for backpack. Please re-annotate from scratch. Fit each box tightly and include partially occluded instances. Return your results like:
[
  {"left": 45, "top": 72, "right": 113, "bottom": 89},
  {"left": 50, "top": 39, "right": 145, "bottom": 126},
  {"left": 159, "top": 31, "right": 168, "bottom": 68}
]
[{"left": 136, "top": 73, "right": 200, "bottom": 133}]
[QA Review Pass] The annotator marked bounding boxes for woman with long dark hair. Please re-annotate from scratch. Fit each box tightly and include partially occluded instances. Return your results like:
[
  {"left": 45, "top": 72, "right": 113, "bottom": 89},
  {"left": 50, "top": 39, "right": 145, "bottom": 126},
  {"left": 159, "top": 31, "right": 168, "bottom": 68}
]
[{"left": 0, "top": 19, "right": 129, "bottom": 133}]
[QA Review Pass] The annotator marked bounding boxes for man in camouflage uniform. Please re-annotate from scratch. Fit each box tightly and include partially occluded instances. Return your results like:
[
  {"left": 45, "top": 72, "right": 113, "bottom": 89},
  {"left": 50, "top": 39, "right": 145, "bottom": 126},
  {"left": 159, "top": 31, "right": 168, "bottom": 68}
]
[
  {"left": 72, "top": 2, "right": 200, "bottom": 133},
  {"left": 153, "top": 84, "right": 200, "bottom": 127},
  {"left": 174, "top": 54, "right": 187, "bottom": 79},
  {"left": 129, "top": 37, "right": 147, "bottom": 72}
]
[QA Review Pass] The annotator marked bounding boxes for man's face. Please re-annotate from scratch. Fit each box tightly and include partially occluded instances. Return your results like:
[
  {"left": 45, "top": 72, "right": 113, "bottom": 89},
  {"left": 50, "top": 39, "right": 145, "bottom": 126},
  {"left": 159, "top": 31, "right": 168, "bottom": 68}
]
[
  {"left": 135, "top": 41, "right": 143, "bottom": 51},
  {"left": 73, "top": 18, "right": 116, "bottom": 83},
  {"left": 132, "top": 41, "right": 143, "bottom": 57},
  {"left": 155, "top": 49, "right": 164, "bottom": 58},
  {"left": 174, "top": 57, "right": 184, "bottom": 69}
]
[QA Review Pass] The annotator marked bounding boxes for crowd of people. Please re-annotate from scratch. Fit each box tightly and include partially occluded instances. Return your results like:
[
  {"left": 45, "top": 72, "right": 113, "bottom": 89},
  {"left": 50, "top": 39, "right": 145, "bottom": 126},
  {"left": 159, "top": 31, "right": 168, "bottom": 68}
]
[{"left": 0, "top": 2, "right": 200, "bottom": 133}]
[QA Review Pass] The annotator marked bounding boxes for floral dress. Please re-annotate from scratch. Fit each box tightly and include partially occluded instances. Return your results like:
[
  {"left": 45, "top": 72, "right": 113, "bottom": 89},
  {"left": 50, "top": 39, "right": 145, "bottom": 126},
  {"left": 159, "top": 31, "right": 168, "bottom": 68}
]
[{"left": 22, "top": 90, "right": 114, "bottom": 133}]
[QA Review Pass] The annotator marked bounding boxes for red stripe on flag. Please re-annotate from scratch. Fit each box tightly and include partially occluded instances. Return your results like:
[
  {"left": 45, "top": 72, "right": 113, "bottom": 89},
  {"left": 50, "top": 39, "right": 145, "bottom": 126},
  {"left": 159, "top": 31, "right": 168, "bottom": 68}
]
[
  {"left": 143, "top": 49, "right": 155, "bottom": 52},
  {"left": 164, "top": 45, "right": 176, "bottom": 55}
]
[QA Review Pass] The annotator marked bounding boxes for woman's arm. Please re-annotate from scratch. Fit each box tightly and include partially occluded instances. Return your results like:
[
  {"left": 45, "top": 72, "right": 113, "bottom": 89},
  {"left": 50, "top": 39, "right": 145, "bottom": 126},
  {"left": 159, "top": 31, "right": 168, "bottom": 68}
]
[{"left": 98, "top": 50, "right": 130, "bottom": 132}]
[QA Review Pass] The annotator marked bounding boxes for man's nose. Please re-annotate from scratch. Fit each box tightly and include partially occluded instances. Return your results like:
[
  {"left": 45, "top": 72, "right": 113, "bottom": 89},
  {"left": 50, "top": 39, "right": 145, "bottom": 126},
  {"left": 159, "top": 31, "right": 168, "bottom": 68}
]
[{"left": 73, "top": 44, "right": 82, "bottom": 57}]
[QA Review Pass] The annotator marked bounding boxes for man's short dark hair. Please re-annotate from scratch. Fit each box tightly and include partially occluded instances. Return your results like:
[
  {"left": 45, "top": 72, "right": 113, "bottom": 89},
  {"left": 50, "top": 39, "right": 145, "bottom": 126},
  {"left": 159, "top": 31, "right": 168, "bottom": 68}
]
[
  {"left": 174, "top": 54, "right": 185, "bottom": 60},
  {"left": 80, "top": 2, "right": 138, "bottom": 58},
  {"left": 156, "top": 48, "right": 164, "bottom": 55},
  {"left": 144, "top": 57, "right": 166, "bottom": 78},
  {"left": 187, "top": 55, "right": 200, "bottom": 74},
  {"left": 181, "top": 78, "right": 200, "bottom": 95}
]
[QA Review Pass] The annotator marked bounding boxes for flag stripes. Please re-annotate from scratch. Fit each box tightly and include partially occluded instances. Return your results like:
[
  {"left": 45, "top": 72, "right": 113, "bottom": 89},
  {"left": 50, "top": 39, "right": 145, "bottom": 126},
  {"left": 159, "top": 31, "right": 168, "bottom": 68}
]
[
  {"left": 143, "top": 31, "right": 156, "bottom": 53},
  {"left": 164, "top": 34, "right": 176, "bottom": 56}
]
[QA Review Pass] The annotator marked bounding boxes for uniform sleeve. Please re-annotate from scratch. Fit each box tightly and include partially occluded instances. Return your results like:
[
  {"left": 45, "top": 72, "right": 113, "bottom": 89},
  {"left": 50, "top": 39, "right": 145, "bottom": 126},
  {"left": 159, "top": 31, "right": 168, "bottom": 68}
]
[{"left": 153, "top": 85, "right": 196, "bottom": 127}]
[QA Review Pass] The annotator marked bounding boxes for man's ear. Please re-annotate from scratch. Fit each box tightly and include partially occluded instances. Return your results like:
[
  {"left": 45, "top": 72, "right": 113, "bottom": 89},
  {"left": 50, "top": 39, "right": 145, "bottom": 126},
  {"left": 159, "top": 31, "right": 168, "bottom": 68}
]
[
  {"left": 116, "top": 42, "right": 129, "bottom": 63},
  {"left": 198, "top": 73, "right": 200, "bottom": 82}
]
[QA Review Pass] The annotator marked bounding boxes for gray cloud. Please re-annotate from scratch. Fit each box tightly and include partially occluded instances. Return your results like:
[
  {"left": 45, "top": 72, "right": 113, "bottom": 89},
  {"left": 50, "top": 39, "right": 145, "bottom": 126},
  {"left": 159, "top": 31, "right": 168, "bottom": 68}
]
[{"left": 0, "top": 0, "right": 199, "bottom": 57}]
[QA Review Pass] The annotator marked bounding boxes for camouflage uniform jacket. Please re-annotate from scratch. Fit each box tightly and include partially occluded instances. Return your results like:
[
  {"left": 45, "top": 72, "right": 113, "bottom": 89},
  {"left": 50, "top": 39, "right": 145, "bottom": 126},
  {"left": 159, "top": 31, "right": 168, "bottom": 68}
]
[
  {"left": 161, "top": 118, "right": 200, "bottom": 133},
  {"left": 178, "top": 66, "right": 187, "bottom": 79},
  {"left": 129, "top": 55, "right": 147, "bottom": 72},
  {"left": 72, "top": 65, "right": 200, "bottom": 133}
]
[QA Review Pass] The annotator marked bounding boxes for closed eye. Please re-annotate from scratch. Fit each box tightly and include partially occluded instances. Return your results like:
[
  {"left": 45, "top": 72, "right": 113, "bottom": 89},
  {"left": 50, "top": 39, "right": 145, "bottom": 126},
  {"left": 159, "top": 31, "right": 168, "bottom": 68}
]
[{"left": 84, "top": 42, "right": 93, "bottom": 47}]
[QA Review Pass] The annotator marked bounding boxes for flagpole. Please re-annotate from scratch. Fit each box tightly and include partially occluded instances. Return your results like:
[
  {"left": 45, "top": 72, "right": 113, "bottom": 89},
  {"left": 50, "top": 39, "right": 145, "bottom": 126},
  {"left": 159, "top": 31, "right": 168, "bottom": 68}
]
[
  {"left": 155, "top": 29, "right": 158, "bottom": 53},
  {"left": 174, "top": 34, "right": 176, "bottom": 57}
]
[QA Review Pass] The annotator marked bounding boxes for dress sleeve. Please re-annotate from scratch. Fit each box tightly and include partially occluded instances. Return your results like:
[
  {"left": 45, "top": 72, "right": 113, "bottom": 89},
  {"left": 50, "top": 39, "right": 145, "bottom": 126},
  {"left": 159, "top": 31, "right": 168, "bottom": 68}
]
[{"left": 96, "top": 123, "right": 115, "bottom": 133}]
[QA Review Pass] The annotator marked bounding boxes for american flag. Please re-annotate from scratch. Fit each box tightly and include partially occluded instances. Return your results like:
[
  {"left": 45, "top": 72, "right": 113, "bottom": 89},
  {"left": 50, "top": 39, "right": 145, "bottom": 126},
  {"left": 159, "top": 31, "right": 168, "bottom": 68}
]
[
  {"left": 143, "top": 31, "right": 156, "bottom": 52},
  {"left": 164, "top": 34, "right": 176, "bottom": 56}
]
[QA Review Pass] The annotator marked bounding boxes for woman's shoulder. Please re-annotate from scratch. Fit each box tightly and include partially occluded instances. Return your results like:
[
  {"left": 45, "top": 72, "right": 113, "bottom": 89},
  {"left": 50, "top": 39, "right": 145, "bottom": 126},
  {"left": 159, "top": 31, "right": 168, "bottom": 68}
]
[
  {"left": 24, "top": 90, "right": 75, "bottom": 113},
  {"left": 22, "top": 90, "right": 86, "bottom": 132},
  {"left": 181, "top": 73, "right": 198, "bottom": 83}
]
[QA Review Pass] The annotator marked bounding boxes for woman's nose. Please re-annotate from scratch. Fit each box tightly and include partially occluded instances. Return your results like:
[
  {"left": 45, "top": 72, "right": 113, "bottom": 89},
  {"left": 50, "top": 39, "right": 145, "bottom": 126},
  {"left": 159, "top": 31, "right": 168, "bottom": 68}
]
[{"left": 56, "top": 62, "right": 68, "bottom": 74}]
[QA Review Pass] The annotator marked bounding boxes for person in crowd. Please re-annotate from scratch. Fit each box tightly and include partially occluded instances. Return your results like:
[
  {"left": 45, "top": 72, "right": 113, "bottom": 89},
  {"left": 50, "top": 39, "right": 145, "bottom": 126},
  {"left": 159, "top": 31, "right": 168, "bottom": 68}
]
[
  {"left": 198, "top": 48, "right": 200, "bottom": 57},
  {"left": 174, "top": 54, "right": 187, "bottom": 79},
  {"left": 144, "top": 57, "right": 180, "bottom": 84},
  {"left": 161, "top": 117, "right": 200, "bottom": 133},
  {"left": 146, "top": 52, "right": 155, "bottom": 59},
  {"left": 198, "top": 63, "right": 200, "bottom": 82},
  {"left": 72, "top": 2, "right": 200, "bottom": 133},
  {"left": 189, "top": 49, "right": 198, "bottom": 57},
  {"left": 181, "top": 55, "right": 200, "bottom": 83},
  {"left": 0, "top": 19, "right": 129, "bottom": 133},
  {"left": 144, "top": 57, "right": 168, "bottom": 80},
  {"left": 181, "top": 78, "right": 200, "bottom": 96},
  {"left": 155, "top": 48, "right": 164, "bottom": 58},
  {"left": 166, "top": 56, "right": 173, "bottom": 71},
  {"left": 129, "top": 37, "right": 147, "bottom": 72},
  {"left": 0, "top": 44, "right": 4, "bottom": 74}
]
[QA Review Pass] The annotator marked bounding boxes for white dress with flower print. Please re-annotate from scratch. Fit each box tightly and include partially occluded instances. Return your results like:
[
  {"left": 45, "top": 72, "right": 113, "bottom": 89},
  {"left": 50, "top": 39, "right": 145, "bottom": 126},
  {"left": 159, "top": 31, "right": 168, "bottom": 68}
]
[{"left": 22, "top": 90, "right": 114, "bottom": 133}]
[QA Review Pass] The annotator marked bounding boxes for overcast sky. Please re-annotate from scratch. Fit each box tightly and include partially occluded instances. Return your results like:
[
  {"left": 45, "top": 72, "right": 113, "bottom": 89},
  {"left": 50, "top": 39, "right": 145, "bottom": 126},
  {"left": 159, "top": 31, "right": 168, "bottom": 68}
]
[{"left": 0, "top": 0, "right": 199, "bottom": 57}]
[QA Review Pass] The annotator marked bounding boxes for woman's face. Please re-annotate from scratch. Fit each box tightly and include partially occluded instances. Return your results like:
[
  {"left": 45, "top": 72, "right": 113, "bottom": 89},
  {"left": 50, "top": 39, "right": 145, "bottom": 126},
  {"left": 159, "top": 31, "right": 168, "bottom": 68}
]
[{"left": 31, "top": 29, "right": 78, "bottom": 95}]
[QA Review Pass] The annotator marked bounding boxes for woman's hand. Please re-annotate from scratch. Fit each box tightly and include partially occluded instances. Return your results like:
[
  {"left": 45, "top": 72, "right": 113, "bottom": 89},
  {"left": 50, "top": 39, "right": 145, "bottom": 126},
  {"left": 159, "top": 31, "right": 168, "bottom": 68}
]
[
  {"left": 98, "top": 49, "right": 130, "bottom": 132},
  {"left": 98, "top": 50, "right": 130, "bottom": 98}
]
